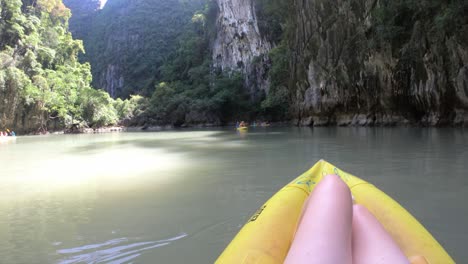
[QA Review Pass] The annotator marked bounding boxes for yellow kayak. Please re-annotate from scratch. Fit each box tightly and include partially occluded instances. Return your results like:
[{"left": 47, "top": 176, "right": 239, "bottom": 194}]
[
  {"left": 237, "top": 126, "right": 248, "bottom": 131},
  {"left": 216, "top": 160, "right": 454, "bottom": 264}
]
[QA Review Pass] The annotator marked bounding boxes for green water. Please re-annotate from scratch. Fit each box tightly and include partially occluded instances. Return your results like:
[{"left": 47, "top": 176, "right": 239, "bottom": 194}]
[{"left": 0, "top": 128, "right": 466, "bottom": 263}]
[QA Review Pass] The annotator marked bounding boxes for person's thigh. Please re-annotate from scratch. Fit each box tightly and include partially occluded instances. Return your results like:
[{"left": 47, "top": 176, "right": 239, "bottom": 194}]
[
  {"left": 352, "top": 204, "right": 409, "bottom": 264},
  {"left": 285, "top": 175, "right": 353, "bottom": 264}
]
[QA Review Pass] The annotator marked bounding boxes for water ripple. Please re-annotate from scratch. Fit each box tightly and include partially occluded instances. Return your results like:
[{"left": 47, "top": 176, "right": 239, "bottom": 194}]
[{"left": 56, "top": 233, "right": 187, "bottom": 264}]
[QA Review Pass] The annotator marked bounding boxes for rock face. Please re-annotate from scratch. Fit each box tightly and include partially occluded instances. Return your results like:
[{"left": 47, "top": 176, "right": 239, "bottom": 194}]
[
  {"left": 213, "top": 0, "right": 271, "bottom": 99},
  {"left": 0, "top": 86, "right": 41, "bottom": 134},
  {"left": 289, "top": 0, "right": 468, "bottom": 126},
  {"left": 100, "top": 63, "right": 124, "bottom": 99}
]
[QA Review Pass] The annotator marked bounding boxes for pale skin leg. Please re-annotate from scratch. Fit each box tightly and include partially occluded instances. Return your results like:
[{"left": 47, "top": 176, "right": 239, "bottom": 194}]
[
  {"left": 285, "top": 174, "right": 409, "bottom": 264},
  {"left": 352, "top": 204, "right": 410, "bottom": 264},
  {"left": 284, "top": 174, "right": 353, "bottom": 264}
]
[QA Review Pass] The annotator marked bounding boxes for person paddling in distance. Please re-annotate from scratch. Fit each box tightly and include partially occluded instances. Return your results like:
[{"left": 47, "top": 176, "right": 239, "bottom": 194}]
[{"left": 285, "top": 174, "right": 428, "bottom": 264}]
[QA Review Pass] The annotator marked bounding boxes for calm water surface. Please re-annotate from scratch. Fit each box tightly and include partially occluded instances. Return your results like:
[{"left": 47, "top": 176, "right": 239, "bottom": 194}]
[{"left": 0, "top": 128, "right": 467, "bottom": 263}]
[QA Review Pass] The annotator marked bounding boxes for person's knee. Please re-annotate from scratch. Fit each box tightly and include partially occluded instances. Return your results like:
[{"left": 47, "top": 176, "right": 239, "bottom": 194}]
[
  {"left": 353, "top": 204, "right": 368, "bottom": 215},
  {"left": 352, "top": 204, "right": 390, "bottom": 239},
  {"left": 353, "top": 204, "right": 374, "bottom": 222},
  {"left": 321, "top": 174, "right": 351, "bottom": 194}
]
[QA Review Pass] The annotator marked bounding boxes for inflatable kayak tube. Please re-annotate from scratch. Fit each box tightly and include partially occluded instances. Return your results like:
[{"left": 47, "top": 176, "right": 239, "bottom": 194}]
[{"left": 216, "top": 160, "right": 454, "bottom": 264}]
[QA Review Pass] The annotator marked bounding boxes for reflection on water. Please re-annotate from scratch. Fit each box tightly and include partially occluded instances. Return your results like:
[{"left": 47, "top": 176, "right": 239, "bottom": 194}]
[
  {"left": 57, "top": 233, "right": 187, "bottom": 264},
  {"left": 0, "top": 128, "right": 467, "bottom": 263}
]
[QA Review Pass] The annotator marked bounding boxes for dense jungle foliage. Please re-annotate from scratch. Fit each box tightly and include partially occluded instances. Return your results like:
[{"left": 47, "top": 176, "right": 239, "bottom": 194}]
[
  {"left": 0, "top": 0, "right": 141, "bottom": 133},
  {"left": 70, "top": 0, "right": 207, "bottom": 98}
]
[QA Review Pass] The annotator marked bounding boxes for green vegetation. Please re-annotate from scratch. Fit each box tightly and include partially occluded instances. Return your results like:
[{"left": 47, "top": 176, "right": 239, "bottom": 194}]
[
  {"left": 144, "top": 74, "right": 251, "bottom": 126},
  {"left": 68, "top": 0, "right": 208, "bottom": 98},
  {"left": 0, "top": 0, "right": 136, "bottom": 133},
  {"left": 372, "top": 0, "right": 468, "bottom": 51},
  {"left": 254, "top": 0, "right": 290, "bottom": 44},
  {"left": 254, "top": 0, "right": 292, "bottom": 121},
  {"left": 260, "top": 45, "right": 290, "bottom": 121},
  {"left": 62, "top": 0, "right": 100, "bottom": 41}
]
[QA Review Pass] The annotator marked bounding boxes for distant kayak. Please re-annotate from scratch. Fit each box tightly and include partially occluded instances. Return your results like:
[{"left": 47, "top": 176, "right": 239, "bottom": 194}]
[
  {"left": 216, "top": 160, "right": 454, "bottom": 264},
  {"left": 236, "top": 127, "right": 248, "bottom": 131}
]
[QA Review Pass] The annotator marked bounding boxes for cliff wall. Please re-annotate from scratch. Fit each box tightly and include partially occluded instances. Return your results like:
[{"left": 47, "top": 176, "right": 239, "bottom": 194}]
[
  {"left": 289, "top": 0, "right": 468, "bottom": 126},
  {"left": 213, "top": 0, "right": 271, "bottom": 100}
]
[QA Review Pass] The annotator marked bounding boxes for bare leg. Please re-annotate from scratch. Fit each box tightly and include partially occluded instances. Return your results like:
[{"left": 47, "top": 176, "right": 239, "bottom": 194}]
[
  {"left": 285, "top": 174, "right": 353, "bottom": 264},
  {"left": 352, "top": 204, "right": 409, "bottom": 264}
]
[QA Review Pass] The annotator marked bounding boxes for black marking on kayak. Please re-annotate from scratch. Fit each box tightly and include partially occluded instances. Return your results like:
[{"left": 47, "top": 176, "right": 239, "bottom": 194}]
[{"left": 249, "top": 205, "right": 267, "bottom": 222}]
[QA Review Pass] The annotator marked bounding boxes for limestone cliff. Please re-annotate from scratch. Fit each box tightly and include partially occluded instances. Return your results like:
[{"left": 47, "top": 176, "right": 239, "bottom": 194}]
[
  {"left": 289, "top": 0, "right": 468, "bottom": 126},
  {"left": 213, "top": 0, "right": 271, "bottom": 100}
]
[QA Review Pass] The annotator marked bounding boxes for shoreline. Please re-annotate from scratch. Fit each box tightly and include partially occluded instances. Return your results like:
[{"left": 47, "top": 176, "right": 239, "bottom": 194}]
[
  {"left": 8, "top": 110, "right": 468, "bottom": 136},
  {"left": 21, "top": 122, "right": 466, "bottom": 136}
]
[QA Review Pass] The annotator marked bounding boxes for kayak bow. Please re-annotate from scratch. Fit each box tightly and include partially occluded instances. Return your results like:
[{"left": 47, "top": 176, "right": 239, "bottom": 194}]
[{"left": 216, "top": 160, "right": 454, "bottom": 264}]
